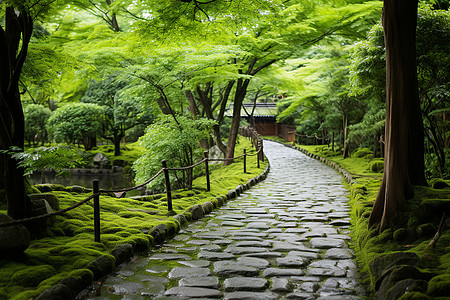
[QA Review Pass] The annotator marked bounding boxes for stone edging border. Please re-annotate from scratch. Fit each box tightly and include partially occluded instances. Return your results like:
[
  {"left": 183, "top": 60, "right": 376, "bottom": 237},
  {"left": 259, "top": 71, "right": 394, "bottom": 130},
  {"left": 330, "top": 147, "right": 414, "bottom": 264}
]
[{"left": 36, "top": 157, "right": 271, "bottom": 299}]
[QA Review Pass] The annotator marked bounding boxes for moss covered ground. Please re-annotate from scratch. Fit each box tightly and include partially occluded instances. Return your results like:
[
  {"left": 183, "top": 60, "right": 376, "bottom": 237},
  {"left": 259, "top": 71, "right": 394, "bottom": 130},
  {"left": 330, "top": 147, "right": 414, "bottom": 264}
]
[
  {"left": 0, "top": 137, "right": 267, "bottom": 300},
  {"left": 290, "top": 142, "right": 450, "bottom": 298}
]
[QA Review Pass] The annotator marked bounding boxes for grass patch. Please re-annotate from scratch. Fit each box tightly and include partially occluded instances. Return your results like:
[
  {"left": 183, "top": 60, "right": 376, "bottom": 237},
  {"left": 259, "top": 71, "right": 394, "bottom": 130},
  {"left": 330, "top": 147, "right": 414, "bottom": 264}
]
[{"left": 0, "top": 137, "right": 267, "bottom": 300}]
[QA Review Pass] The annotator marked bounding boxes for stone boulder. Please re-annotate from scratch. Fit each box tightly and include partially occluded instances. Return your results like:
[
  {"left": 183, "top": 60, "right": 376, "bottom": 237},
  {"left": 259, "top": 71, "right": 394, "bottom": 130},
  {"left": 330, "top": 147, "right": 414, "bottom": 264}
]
[
  {"left": 93, "top": 152, "right": 110, "bottom": 169},
  {"left": 0, "top": 213, "right": 31, "bottom": 255},
  {"left": 189, "top": 204, "right": 204, "bottom": 220},
  {"left": 29, "top": 193, "right": 60, "bottom": 211}
]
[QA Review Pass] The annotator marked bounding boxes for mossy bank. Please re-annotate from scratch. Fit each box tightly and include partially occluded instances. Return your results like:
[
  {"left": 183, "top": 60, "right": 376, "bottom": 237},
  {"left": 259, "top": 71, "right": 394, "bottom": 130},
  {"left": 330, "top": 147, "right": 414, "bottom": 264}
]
[
  {"left": 290, "top": 142, "right": 450, "bottom": 299},
  {"left": 0, "top": 137, "right": 268, "bottom": 300}
]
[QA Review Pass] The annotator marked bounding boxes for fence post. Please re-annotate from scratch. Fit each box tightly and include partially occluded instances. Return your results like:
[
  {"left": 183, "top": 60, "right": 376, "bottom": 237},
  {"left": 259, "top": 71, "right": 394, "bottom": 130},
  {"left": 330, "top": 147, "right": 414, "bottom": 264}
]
[
  {"left": 243, "top": 149, "right": 247, "bottom": 173},
  {"left": 93, "top": 179, "right": 100, "bottom": 243},
  {"left": 257, "top": 146, "right": 260, "bottom": 169},
  {"left": 204, "top": 151, "right": 210, "bottom": 191},
  {"left": 162, "top": 160, "right": 172, "bottom": 211},
  {"left": 260, "top": 140, "right": 264, "bottom": 162}
]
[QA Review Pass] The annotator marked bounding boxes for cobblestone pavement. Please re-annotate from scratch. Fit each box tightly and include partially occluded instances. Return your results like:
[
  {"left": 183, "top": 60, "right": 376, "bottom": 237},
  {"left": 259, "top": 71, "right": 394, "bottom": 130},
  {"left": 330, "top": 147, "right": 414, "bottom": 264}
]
[{"left": 83, "top": 141, "right": 365, "bottom": 299}]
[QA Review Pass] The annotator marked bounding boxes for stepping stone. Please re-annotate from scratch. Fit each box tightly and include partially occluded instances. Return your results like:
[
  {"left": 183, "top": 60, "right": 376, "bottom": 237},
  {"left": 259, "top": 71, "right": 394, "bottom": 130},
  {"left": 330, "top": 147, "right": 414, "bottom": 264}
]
[
  {"left": 262, "top": 268, "right": 304, "bottom": 277},
  {"left": 225, "top": 246, "right": 269, "bottom": 255},
  {"left": 329, "top": 219, "right": 351, "bottom": 226},
  {"left": 198, "top": 250, "right": 235, "bottom": 261},
  {"left": 324, "top": 248, "right": 354, "bottom": 259},
  {"left": 244, "top": 208, "right": 267, "bottom": 214},
  {"left": 243, "top": 252, "right": 283, "bottom": 258},
  {"left": 222, "top": 221, "right": 246, "bottom": 227},
  {"left": 179, "top": 276, "right": 220, "bottom": 289},
  {"left": 223, "top": 277, "right": 269, "bottom": 291},
  {"left": 168, "top": 267, "right": 211, "bottom": 279},
  {"left": 285, "top": 292, "right": 315, "bottom": 299},
  {"left": 237, "top": 256, "right": 270, "bottom": 269},
  {"left": 276, "top": 222, "right": 298, "bottom": 228},
  {"left": 246, "top": 222, "right": 271, "bottom": 229},
  {"left": 200, "top": 244, "right": 222, "bottom": 252},
  {"left": 235, "top": 240, "right": 271, "bottom": 247},
  {"left": 178, "top": 260, "right": 211, "bottom": 268},
  {"left": 287, "top": 250, "right": 319, "bottom": 260},
  {"left": 187, "top": 239, "right": 211, "bottom": 245},
  {"left": 229, "top": 231, "right": 267, "bottom": 237},
  {"left": 224, "top": 291, "right": 278, "bottom": 300},
  {"left": 309, "top": 237, "right": 346, "bottom": 249},
  {"left": 213, "top": 239, "right": 234, "bottom": 245},
  {"left": 140, "top": 283, "right": 166, "bottom": 297},
  {"left": 213, "top": 261, "right": 259, "bottom": 276},
  {"left": 271, "top": 278, "right": 293, "bottom": 292},
  {"left": 149, "top": 253, "right": 192, "bottom": 261},
  {"left": 216, "top": 214, "right": 247, "bottom": 220},
  {"left": 306, "top": 267, "right": 346, "bottom": 277},
  {"left": 272, "top": 241, "right": 307, "bottom": 252},
  {"left": 276, "top": 256, "right": 307, "bottom": 267},
  {"left": 300, "top": 216, "right": 329, "bottom": 222},
  {"left": 165, "top": 286, "right": 221, "bottom": 298}
]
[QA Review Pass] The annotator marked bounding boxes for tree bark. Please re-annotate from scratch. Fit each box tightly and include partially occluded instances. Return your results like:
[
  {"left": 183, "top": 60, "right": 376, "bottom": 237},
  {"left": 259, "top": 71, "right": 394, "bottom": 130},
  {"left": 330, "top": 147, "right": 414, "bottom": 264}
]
[
  {"left": 368, "top": 0, "right": 427, "bottom": 230},
  {"left": 0, "top": 7, "right": 33, "bottom": 219}
]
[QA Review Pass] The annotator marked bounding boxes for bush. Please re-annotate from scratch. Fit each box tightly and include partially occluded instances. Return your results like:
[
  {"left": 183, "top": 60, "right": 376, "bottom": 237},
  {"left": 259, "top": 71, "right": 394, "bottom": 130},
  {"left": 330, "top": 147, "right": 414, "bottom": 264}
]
[
  {"left": 369, "top": 160, "right": 384, "bottom": 173},
  {"left": 354, "top": 148, "right": 373, "bottom": 158}
]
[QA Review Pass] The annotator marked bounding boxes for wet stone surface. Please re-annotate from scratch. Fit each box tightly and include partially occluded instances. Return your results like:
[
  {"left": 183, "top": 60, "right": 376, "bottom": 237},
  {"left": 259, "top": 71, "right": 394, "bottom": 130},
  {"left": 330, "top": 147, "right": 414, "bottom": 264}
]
[{"left": 80, "top": 141, "right": 365, "bottom": 299}]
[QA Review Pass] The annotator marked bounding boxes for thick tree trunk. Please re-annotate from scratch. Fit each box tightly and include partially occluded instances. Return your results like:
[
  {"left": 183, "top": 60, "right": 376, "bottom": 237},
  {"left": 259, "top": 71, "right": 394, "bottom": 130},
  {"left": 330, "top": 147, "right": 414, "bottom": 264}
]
[
  {"left": 0, "top": 8, "right": 33, "bottom": 219},
  {"left": 368, "top": 0, "right": 427, "bottom": 230},
  {"left": 342, "top": 113, "right": 349, "bottom": 158}
]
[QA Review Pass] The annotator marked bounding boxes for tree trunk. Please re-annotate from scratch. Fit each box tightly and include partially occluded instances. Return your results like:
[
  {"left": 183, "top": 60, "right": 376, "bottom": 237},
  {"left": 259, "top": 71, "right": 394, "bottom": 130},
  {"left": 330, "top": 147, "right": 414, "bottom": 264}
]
[
  {"left": 368, "top": 0, "right": 427, "bottom": 230},
  {"left": 342, "top": 113, "right": 349, "bottom": 158},
  {"left": 114, "top": 135, "right": 123, "bottom": 156},
  {"left": 225, "top": 78, "right": 250, "bottom": 165},
  {"left": 0, "top": 7, "right": 33, "bottom": 219}
]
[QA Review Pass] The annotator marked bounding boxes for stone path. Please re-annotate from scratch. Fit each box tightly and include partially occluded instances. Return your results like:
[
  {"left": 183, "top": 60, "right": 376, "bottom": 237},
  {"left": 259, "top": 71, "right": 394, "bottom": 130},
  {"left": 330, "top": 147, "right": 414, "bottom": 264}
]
[{"left": 81, "top": 141, "right": 365, "bottom": 299}]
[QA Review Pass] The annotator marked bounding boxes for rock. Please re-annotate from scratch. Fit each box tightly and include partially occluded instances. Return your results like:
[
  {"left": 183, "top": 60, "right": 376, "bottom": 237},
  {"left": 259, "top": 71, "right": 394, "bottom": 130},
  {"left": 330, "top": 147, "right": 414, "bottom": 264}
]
[
  {"left": 213, "top": 261, "right": 259, "bottom": 276},
  {"left": 86, "top": 255, "right": 115, "bottom": 280},
  {"left": 427, "top": 274, "right": 450, "bottom": 296},
  {"left": 374, "top": 265, "right": 432, "bottom": 300},
  {"left": 202, "top": 201, "right": 214, "bottom": 215},
  {"left": 165, "top": 286, "right": 222, "bottom": 298},
  {"left": 179, "top": 276, "right": 220, "bottom": 289},
  {"left": 149, "top": 224, "right": 167, "bottom": 244},
  {"left": 93, "top": 152, "right": 110, "bottom": 168},
  {"left": 189, "top": 204, "right": 204, "bottom": 220},
  {"left": 271, "top": 278, "right": 293, "bottom": 292},
  {"left": 369, "top": 252, "right": 420, "bottom": 289},
  {"left": 111, "top": 243, "right": 134, "bottom": 265},
  {"left": 29, "top": 193, "right": 60, "bottom": 210},
  {"left": 168, "top": 267, "right": 211, "bottom": 279},
  {"left": 173, "top": 214, "right": 187, "bottom": 227},
  {"left": 36, "top": 283, "right": 72, "bottom": 300},
  {"left": 383, "top": 279, "right": 428, "bottom": 300},
  {"left": 227, "top": 189, "right": 237, "bottom": 199},
  {"left": 0, "top": 213, "right": 31, "bottom": 255},
  {"left": 224, "top": 277, "right": 268, "bottom": 291}
]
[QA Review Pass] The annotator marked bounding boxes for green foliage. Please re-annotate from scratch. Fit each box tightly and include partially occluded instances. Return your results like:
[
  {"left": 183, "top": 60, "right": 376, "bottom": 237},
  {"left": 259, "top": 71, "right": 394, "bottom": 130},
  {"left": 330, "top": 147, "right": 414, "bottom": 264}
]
[
  {"left": 133, "top": 116, "right": 215, "bottom": 191},
  {"left": 24, "top": 104, "right": 51, "bottom": 146},
  {"left": 8, "top": 146, "right": 90, "bottom": 176},
  {"left": 46, "top": 103, "right": 104, "bottom": 150}
]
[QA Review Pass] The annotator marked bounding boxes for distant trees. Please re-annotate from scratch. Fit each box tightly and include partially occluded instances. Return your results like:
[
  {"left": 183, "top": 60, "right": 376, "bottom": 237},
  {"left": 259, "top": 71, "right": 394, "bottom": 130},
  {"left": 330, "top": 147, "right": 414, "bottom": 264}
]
[
  {"left": 46, "top": 103, "right": 104, "bottom": 150},
  {"left": 24, "top": 104, "right": 51, "bottom": 146}
]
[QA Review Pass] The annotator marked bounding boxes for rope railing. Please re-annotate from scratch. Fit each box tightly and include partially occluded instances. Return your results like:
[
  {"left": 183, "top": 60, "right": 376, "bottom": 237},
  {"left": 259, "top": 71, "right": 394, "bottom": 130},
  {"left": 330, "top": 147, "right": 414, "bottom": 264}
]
[{"left": 1, "top": 127, "right": 265, "bottom": 243}]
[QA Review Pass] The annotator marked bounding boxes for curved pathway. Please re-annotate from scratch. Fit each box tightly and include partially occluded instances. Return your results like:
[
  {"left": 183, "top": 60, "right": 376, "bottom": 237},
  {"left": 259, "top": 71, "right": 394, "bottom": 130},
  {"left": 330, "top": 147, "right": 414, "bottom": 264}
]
[{"left": 81, "top": 141, "right": 365, "bottom": 299}]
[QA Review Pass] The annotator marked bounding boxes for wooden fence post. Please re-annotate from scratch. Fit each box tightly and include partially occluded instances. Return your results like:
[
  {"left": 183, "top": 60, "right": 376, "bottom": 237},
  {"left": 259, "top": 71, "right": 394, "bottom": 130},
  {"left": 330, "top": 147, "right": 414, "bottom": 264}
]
[
  {"left": 243, "top": 149, "right": 247, "bottom": 173},
  {"left": 162, "top": 160, "right": 172, "bottom": 211},
  {"left": 204, "top": 151, "right": 210, "bottom": 191},
  {"left": 93, "top": 179, "right": 100, "bottom": 243}
]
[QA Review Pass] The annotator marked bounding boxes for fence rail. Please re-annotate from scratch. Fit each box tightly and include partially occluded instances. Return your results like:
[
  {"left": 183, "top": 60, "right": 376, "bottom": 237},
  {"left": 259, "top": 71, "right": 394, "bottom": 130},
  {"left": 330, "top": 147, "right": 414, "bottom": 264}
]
[{"left": 0, "top": 128, "right": 264, "bottom": 244}]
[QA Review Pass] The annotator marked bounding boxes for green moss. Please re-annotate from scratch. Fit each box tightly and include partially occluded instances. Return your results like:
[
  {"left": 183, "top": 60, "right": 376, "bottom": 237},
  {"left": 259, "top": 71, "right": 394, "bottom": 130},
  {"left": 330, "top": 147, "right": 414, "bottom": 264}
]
[
  {"left": 427, "top": 274, "right": 450, "bottom": 296},
  {"left": 354, "top": 147, "right": 373, "bottom": 158},
  {"left": 10, "top": 265, "right": 56, "bottom": 287},
  {"left": 398, "top": 292, "right": 431, "bottom": 300},
  {"left": 369, "top": 160, "right": 384, "bottom": 173}
]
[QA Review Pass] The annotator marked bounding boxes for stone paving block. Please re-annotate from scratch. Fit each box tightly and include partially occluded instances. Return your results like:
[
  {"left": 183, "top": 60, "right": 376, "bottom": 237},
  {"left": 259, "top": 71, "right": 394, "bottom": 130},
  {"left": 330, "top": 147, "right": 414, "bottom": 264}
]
[
  {"left": 199, "top": 244, "right": 222, "bottom": 252},
  {"left": 306, "top": 267, "right": 346, "bottom": 277},
  {"left": 223, "top": 277, "right": 269, "bottom": 291},
  {"left": 285, "top": 292, "right": 315, "bottom": 299},
  {"left": 234, "top": 240, "right": 271, "bottom": 247},
  {"left": 197, "top": 250, "right": 235, "bottom": 261},
  {"left": 213, "top": 261, "right": 259, "bottom": 276},
  {"left": 164, "top": 286, "right": 221, "bottom": 298},
  {"left": 270, "top": 277, "right": 293, "bottom": 292},
  {"left": 148, "top": 253, "right": 192, "bottom": 261},
  {"left": 178, "top": 260, "right": 211, "bottom": 268},
  {"left": 242, "top": 252, "right": 283, "bottom": 258},
  {"left": 262, "top": 267, "right": 304, "bottom": 277},
  {"left": 287, "top": 250, "right": 320, "bottom": 260},
  {"left": 225, "top": 246, "right": 269, "bottom": 255},
  {"left": 237, "top": 256, "right": 270, "bottom": 269},
  {"left": 276, "top": 256, "right": 307, "bottom": 267},
  {"left": 324, "top": 248, "right": 354, "bottom": 259},
  {"left": 309, "top": 237, "right": 346, "bottom": 249},
  {"left": 224, "top": 291, "right": 278, "bottom": 300},
  {"left": 168, "top": 267, "right": 211, "bottom": 279},
  {"left": 179, "top": 276, "right": 220, "bottom": 289}
]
